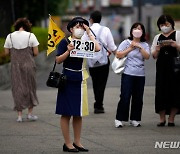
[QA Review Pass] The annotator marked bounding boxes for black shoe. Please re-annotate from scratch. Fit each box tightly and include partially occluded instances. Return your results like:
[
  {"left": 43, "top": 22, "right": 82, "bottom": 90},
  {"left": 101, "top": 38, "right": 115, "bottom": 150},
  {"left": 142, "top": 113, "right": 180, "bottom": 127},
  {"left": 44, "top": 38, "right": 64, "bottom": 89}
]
[
  {"left": 73, "top": 143, "right": 89, "bottom": 152},
  {"left": 94, "top": 108, "right": 105, "bottom": 114},
  {"left": 168, "top": 122, "right": 175, "bottom": 127},
  {"left": 157, "top": 121, "right": 166, "bottom": 127},
  {"left": 63, "top": 144, "right": 79, "bottom": 152}
]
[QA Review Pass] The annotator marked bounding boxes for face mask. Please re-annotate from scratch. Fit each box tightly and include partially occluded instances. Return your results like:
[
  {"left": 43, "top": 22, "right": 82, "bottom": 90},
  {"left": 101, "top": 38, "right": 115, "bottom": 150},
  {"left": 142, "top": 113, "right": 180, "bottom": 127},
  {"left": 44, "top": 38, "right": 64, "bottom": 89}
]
[
  {"left": 74, "top": 28, "right": 85, "bottom": 39},
  {"left": 160, "top": 26, "right": 172, "bottom": 34},
  {"left": 132, "top": 29, "right": 142, "bottom": 38}
]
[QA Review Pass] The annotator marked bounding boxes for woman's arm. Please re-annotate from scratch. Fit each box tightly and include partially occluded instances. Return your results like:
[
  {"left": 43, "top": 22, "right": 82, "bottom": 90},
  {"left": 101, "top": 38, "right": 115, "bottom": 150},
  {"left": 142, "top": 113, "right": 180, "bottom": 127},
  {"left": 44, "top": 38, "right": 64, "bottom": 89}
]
[
  {"left": 56, "top": 43, "right": 74, "bottom": 64},
  {"left": 83, "top": 24, "right": 101, "bottom": 52},
  {"left": 4, "top": 48, "right": 10, "bottom": 56},
  {"left": 32, "top": 46, "right": 39, "bottom": 57}
]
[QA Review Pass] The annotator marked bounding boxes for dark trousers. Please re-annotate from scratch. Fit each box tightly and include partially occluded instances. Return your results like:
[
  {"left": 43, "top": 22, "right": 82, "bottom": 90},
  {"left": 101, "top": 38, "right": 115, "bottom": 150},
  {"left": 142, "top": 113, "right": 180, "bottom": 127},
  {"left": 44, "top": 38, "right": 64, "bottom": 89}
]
[
  {"left": 89, "top": 60, "right": 110, "bottom": 109},
  {"left": 116, "top": 74, "right": 145, "bottom": 121}
]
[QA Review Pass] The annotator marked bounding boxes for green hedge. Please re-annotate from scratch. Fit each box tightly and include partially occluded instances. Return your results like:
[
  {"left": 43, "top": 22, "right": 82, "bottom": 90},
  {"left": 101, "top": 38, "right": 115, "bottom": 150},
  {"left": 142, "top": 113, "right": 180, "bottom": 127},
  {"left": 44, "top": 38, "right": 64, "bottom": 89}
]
[
  {"left": 0, "top": 27, "right": 48, "bottom": 65},
  {"left": 163, "top": 5, "right": 180, "bottom": 20}
]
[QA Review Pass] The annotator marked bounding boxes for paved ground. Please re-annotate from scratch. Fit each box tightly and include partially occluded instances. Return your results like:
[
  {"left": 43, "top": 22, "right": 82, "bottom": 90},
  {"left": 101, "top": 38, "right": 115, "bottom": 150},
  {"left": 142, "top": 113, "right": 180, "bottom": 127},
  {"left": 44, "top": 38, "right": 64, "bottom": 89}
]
[
  {"left": 0, "top": 86, "right": 180, "bottom": 154},
  {"left": 0, "top": 52, "right": 180, "bottom": 154}
]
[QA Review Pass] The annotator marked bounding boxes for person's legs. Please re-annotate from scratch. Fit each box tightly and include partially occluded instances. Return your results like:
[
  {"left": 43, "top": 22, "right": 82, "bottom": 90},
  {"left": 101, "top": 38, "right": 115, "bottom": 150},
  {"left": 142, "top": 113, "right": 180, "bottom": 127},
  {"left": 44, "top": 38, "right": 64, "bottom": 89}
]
[
  {"left": 60, "top": 115, "right": 74, "bottom": 148},
  {"left": 73, "top": 116, "right": 82, "bottom": 146},
  {"left": 168, "top": 108, "right": 179, "bottom": 123},
  {"left": 89, "top": 63, "right": 109, "bottom": 113},
  {"left": 116, "top": 74, "right": 133, "bottom": 121},
  {"left": 17, "top": 110, "right": 22, "bottom": 122},
  {"left": 159, "top": 110, "right": 166, "bottom": 122},
  {"left": 130, "top": 76, "right": 145, "bottom": 121},
  {"left": 27, "top": 107, "right": 38, "bottom": 120}
]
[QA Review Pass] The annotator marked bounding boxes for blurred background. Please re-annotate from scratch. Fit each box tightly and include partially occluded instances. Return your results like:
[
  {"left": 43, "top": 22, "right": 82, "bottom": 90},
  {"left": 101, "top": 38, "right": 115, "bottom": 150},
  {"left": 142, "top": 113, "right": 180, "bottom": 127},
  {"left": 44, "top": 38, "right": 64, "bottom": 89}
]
[{"left": 0, "top": 0, "right": 180, "bottom": 89}]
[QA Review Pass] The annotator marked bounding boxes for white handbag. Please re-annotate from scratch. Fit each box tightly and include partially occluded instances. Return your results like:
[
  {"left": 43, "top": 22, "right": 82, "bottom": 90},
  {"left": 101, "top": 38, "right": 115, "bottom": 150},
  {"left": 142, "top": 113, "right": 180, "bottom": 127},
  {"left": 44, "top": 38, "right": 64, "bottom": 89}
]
[{"left": 111, "top": 56, "right": 127, "bottom": 74}]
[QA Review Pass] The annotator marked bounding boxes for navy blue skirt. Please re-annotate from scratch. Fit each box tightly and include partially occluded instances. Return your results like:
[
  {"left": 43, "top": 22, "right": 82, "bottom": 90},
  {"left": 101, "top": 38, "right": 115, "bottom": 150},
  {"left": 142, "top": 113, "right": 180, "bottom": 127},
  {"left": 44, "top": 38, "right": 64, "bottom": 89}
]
[{"left": 56, "top": 80, "right": 89, "bottom": 116}]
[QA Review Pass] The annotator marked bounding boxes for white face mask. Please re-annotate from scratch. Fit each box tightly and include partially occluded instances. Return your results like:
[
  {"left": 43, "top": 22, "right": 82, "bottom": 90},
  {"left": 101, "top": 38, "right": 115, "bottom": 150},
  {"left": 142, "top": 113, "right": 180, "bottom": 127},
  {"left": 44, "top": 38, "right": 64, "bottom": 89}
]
[
  {"left": 160, "top": 26, "right": 172, "bottom": 34},
  {"left": 74, "top": 28, "right": 85, "bottom": 39},
  {"left": 132, "top": 29, "right": 142, "bottom": 38}
]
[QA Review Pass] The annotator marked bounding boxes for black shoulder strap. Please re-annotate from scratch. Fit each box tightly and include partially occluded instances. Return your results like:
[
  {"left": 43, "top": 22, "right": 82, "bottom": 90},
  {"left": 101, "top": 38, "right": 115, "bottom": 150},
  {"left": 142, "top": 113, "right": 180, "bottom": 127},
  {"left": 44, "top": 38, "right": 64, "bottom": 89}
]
[
  {"left": 28, "top": 33, "right": 31, "bottom": 46},
  {"left": 10, "top": 34, "right": 13, "bottom": 48}
]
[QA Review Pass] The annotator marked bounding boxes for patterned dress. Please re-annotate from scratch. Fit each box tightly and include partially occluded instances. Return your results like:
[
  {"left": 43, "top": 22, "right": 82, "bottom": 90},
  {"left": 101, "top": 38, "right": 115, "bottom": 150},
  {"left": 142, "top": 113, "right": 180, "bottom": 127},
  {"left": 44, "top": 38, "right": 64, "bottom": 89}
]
[
  {"left": 9, "top": 34, "right": 39, "bottom": 111},
  {"left": 55, "top": 39, "right": 89, "bottom": 116}
]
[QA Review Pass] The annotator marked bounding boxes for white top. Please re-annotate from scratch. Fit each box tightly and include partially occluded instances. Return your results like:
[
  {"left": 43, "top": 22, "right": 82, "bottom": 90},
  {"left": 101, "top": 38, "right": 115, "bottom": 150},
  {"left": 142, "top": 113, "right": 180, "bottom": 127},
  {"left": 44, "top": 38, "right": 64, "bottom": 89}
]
[
  {"left": 151, "top": 31, "right": 180, "bottom": 54},
  {"left": 82, "top": 23, "right": 117, "bottom": 52},
  {"left": 4, "top": 31, "right": 39, "bottom": 49},
  {"left": 118, "top": 39, "right": 150, "bottom": 76}
]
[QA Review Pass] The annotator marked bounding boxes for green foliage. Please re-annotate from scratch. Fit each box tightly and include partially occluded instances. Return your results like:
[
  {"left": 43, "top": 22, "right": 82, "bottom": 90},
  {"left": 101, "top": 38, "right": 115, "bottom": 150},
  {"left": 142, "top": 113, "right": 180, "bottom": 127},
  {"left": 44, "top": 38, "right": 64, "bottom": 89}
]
[
  {"left": 163, "top": 5, "right": 180, "bottom": 20},
  {"left": 0, "top": 38, "right": 10, "bottom": 65},
  {"left": 32, "top": 27, "right": 48, "bottom": 52}
]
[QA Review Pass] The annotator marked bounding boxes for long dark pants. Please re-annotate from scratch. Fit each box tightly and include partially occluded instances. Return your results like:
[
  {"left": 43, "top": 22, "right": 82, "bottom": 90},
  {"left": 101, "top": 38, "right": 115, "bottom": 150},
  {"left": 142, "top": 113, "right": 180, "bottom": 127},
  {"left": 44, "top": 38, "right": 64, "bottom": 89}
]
[
  {"left": 116, "top": 73, "right": 145, "bottom": 121},
  {"left": 89, "top": 61, "right": 110, "bottom": 109}
]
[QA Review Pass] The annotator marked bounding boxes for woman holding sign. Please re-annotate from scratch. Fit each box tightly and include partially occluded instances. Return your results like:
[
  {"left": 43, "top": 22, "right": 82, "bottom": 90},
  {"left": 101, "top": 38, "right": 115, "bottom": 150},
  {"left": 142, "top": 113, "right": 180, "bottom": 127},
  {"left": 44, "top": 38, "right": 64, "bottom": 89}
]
[{"left": 55, "top": 17, "right": 100, "bottom": 152}]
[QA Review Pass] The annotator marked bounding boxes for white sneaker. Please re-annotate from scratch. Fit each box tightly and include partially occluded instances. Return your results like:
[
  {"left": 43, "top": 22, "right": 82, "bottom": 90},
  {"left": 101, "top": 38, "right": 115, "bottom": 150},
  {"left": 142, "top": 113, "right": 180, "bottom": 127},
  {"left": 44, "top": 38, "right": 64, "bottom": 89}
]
[
  {"left": 16, "top": 116, "right": 22, "bottom": 122},
  {"left": 130, "top": 120, "right": 141, "bottom": 127},
  {"left": 115, "top": 119, "right": 123, "bottom": 128},
  {"left": 27, "top": 115, "right": 38, "bottom": 121}
]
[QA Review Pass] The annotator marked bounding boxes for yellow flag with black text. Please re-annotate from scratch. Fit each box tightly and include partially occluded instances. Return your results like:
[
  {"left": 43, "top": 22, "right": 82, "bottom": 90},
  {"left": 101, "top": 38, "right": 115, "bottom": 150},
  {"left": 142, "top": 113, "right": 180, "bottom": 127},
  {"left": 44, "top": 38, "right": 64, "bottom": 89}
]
[{"left": 47, "top": 17, "right": 65, "bottom": 56}]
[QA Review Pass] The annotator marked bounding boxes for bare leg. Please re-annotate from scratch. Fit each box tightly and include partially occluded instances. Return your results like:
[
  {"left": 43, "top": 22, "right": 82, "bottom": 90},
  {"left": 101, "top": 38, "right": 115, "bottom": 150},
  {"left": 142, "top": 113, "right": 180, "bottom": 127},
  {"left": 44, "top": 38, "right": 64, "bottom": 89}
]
[
  {"left": 28, "top": 107, "right": 33, "bottom": 115},
  {"left": 60, "top": 115, "right": 74, "bottom": 149},
  {"left": 17, "top": 111, "right": 22, "bottom": 117},
  {"left": 168, "top": 108, "right": 179, "bottom": 123},
  {"left": 73, "top": 116, "right": 83, "bottom": 147},
  {"left": 159, "top": 110, "right": 166, "bottom": 122}
]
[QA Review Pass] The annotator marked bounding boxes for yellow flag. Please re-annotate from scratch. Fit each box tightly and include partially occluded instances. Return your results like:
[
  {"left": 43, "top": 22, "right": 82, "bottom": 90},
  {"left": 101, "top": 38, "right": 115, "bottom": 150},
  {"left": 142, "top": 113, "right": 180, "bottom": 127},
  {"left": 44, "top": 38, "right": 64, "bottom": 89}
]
[{"left": 47, "top": 17, "right": 65, "bottom": 56}]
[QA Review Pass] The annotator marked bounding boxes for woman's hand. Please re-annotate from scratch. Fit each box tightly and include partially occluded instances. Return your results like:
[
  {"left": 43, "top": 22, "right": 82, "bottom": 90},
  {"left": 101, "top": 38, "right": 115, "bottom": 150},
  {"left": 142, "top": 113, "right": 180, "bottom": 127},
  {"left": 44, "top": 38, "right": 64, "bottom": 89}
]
[
  {"left": 67, "top": 43, "right": 75, "bottom": 52},
  {"left": 83, "top": 24, "right": 91, "bottom": 35},
  {"left": 155, "top": 45, "right": 161, "bottom": 52},
  {"left": 170, "top": 40, "right": 178, "bottom": 48}
]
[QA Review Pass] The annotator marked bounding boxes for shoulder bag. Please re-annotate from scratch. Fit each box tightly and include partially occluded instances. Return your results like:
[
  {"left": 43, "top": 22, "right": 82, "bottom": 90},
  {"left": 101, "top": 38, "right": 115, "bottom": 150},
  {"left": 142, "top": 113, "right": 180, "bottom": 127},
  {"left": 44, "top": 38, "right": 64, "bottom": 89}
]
[{"left": 46, "top": 61, "right": 67, "bottom": 89}]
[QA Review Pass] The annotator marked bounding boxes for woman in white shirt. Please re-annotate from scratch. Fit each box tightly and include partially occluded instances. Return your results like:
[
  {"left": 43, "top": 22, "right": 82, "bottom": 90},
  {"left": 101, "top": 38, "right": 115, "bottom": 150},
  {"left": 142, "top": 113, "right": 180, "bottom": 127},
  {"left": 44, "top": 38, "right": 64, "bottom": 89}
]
[{"left": 4, "top": 18, "right": 39, "bottom": 122}]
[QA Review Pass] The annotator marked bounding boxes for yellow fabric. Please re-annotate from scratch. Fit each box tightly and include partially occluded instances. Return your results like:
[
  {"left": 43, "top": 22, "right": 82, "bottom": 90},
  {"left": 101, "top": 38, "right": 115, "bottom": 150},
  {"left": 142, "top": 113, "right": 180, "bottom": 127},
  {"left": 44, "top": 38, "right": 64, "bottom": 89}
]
[
  {"left": 81, "top": 80, "right": 89, "bottom": 116},
  {"left": 47, "top": 17, "right": 65, "bottom": 56}
]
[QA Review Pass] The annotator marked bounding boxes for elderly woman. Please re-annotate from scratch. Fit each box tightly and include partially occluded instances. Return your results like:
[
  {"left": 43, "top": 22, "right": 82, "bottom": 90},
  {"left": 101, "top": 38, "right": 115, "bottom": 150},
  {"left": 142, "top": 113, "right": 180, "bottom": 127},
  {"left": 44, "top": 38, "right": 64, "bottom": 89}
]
[
  {"left": 151, "top": 15, "right": 180, "bottom": 127},
  {"left": 55, "top": 17, "right": 100, "bottom": 152}
]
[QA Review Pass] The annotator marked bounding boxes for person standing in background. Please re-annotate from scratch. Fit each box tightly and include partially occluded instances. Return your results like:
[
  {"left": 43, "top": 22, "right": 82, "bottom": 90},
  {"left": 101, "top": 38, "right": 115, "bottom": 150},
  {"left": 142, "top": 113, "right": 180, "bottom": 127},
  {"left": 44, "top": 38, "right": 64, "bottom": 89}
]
[
  {"left": 151, "top": 15, "right": 180, "bottom": 127},
  {"left": 82, "top": 10, "right": 117, "bottom": 114},
  {"left": 4, "top": 18, "right": 39, "bottom": 122},
  {"left": 115, "top": 23, "right": 150, "bottom": 128}
]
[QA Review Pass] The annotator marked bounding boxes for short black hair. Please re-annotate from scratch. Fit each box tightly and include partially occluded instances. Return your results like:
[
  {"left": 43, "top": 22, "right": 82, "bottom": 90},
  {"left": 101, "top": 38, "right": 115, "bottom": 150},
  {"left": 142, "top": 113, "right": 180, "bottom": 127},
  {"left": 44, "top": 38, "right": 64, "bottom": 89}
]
[
  {"left": 157, "top": 15, "right": 175, "bottom": 31},
  {"left": 128, "top": 22, "right": 146, "bottom": 42},
  {"left": 90, "top": 10, "right": 102, "bottom": 23}
]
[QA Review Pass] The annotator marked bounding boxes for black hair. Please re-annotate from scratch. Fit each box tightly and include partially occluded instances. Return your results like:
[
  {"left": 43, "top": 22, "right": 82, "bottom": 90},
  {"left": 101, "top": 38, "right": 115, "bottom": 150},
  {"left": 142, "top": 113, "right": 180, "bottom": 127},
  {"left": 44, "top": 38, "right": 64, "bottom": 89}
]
[
  {"left": 90, "top": 10, "right": 102, "bottom": 23},
  {"left": 157, "top": 15, "right": 175, "bottom": 31},
  {"left": 14, "top": 17, "right": 32, "bottom": 32},
  {"left": 128, "top": 22, "right": 146, "bottom": 42}
]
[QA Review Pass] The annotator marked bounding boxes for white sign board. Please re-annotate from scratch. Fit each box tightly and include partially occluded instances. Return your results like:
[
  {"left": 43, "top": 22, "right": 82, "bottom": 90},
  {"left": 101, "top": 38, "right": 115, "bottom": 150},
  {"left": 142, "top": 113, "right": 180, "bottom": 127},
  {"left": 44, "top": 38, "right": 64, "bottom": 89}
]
[{"left": 70, "top": 39, "right": 95, "bottom": 58}]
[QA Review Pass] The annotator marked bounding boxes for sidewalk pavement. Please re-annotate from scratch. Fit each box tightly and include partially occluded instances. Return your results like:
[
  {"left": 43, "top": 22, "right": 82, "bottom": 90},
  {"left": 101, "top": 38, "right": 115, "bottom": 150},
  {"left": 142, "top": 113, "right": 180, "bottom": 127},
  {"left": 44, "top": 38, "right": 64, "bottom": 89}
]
[{"left": 0, "top": 87, "right": 180, "bottom": 154}]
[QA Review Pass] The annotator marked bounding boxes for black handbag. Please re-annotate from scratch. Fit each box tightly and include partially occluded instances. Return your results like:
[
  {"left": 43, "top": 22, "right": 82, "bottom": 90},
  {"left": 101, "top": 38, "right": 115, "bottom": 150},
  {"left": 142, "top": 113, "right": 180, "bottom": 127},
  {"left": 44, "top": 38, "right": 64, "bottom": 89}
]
[
  {"left": 174, "top": 52, "right": 180, "bottom": 73},
  {"left": 46, "top": 61, "right": 67, "bottom": 89}
]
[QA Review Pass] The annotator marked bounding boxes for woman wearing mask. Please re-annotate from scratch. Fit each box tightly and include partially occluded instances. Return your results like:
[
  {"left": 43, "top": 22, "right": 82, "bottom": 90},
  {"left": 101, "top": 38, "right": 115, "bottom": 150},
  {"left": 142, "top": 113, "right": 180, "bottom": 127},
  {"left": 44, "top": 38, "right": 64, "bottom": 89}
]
[
  {"left": 151, "top": 15, "right": 180, "bottom": 127},
  {"left": 4, "top": 18, "right": 39, "bottom": 122},
  {"left": 55, "top": 17, "right": 100, "bottom": 152},
  {"left": 115, "top": 23, "right": 150, "bottom": 128}
]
